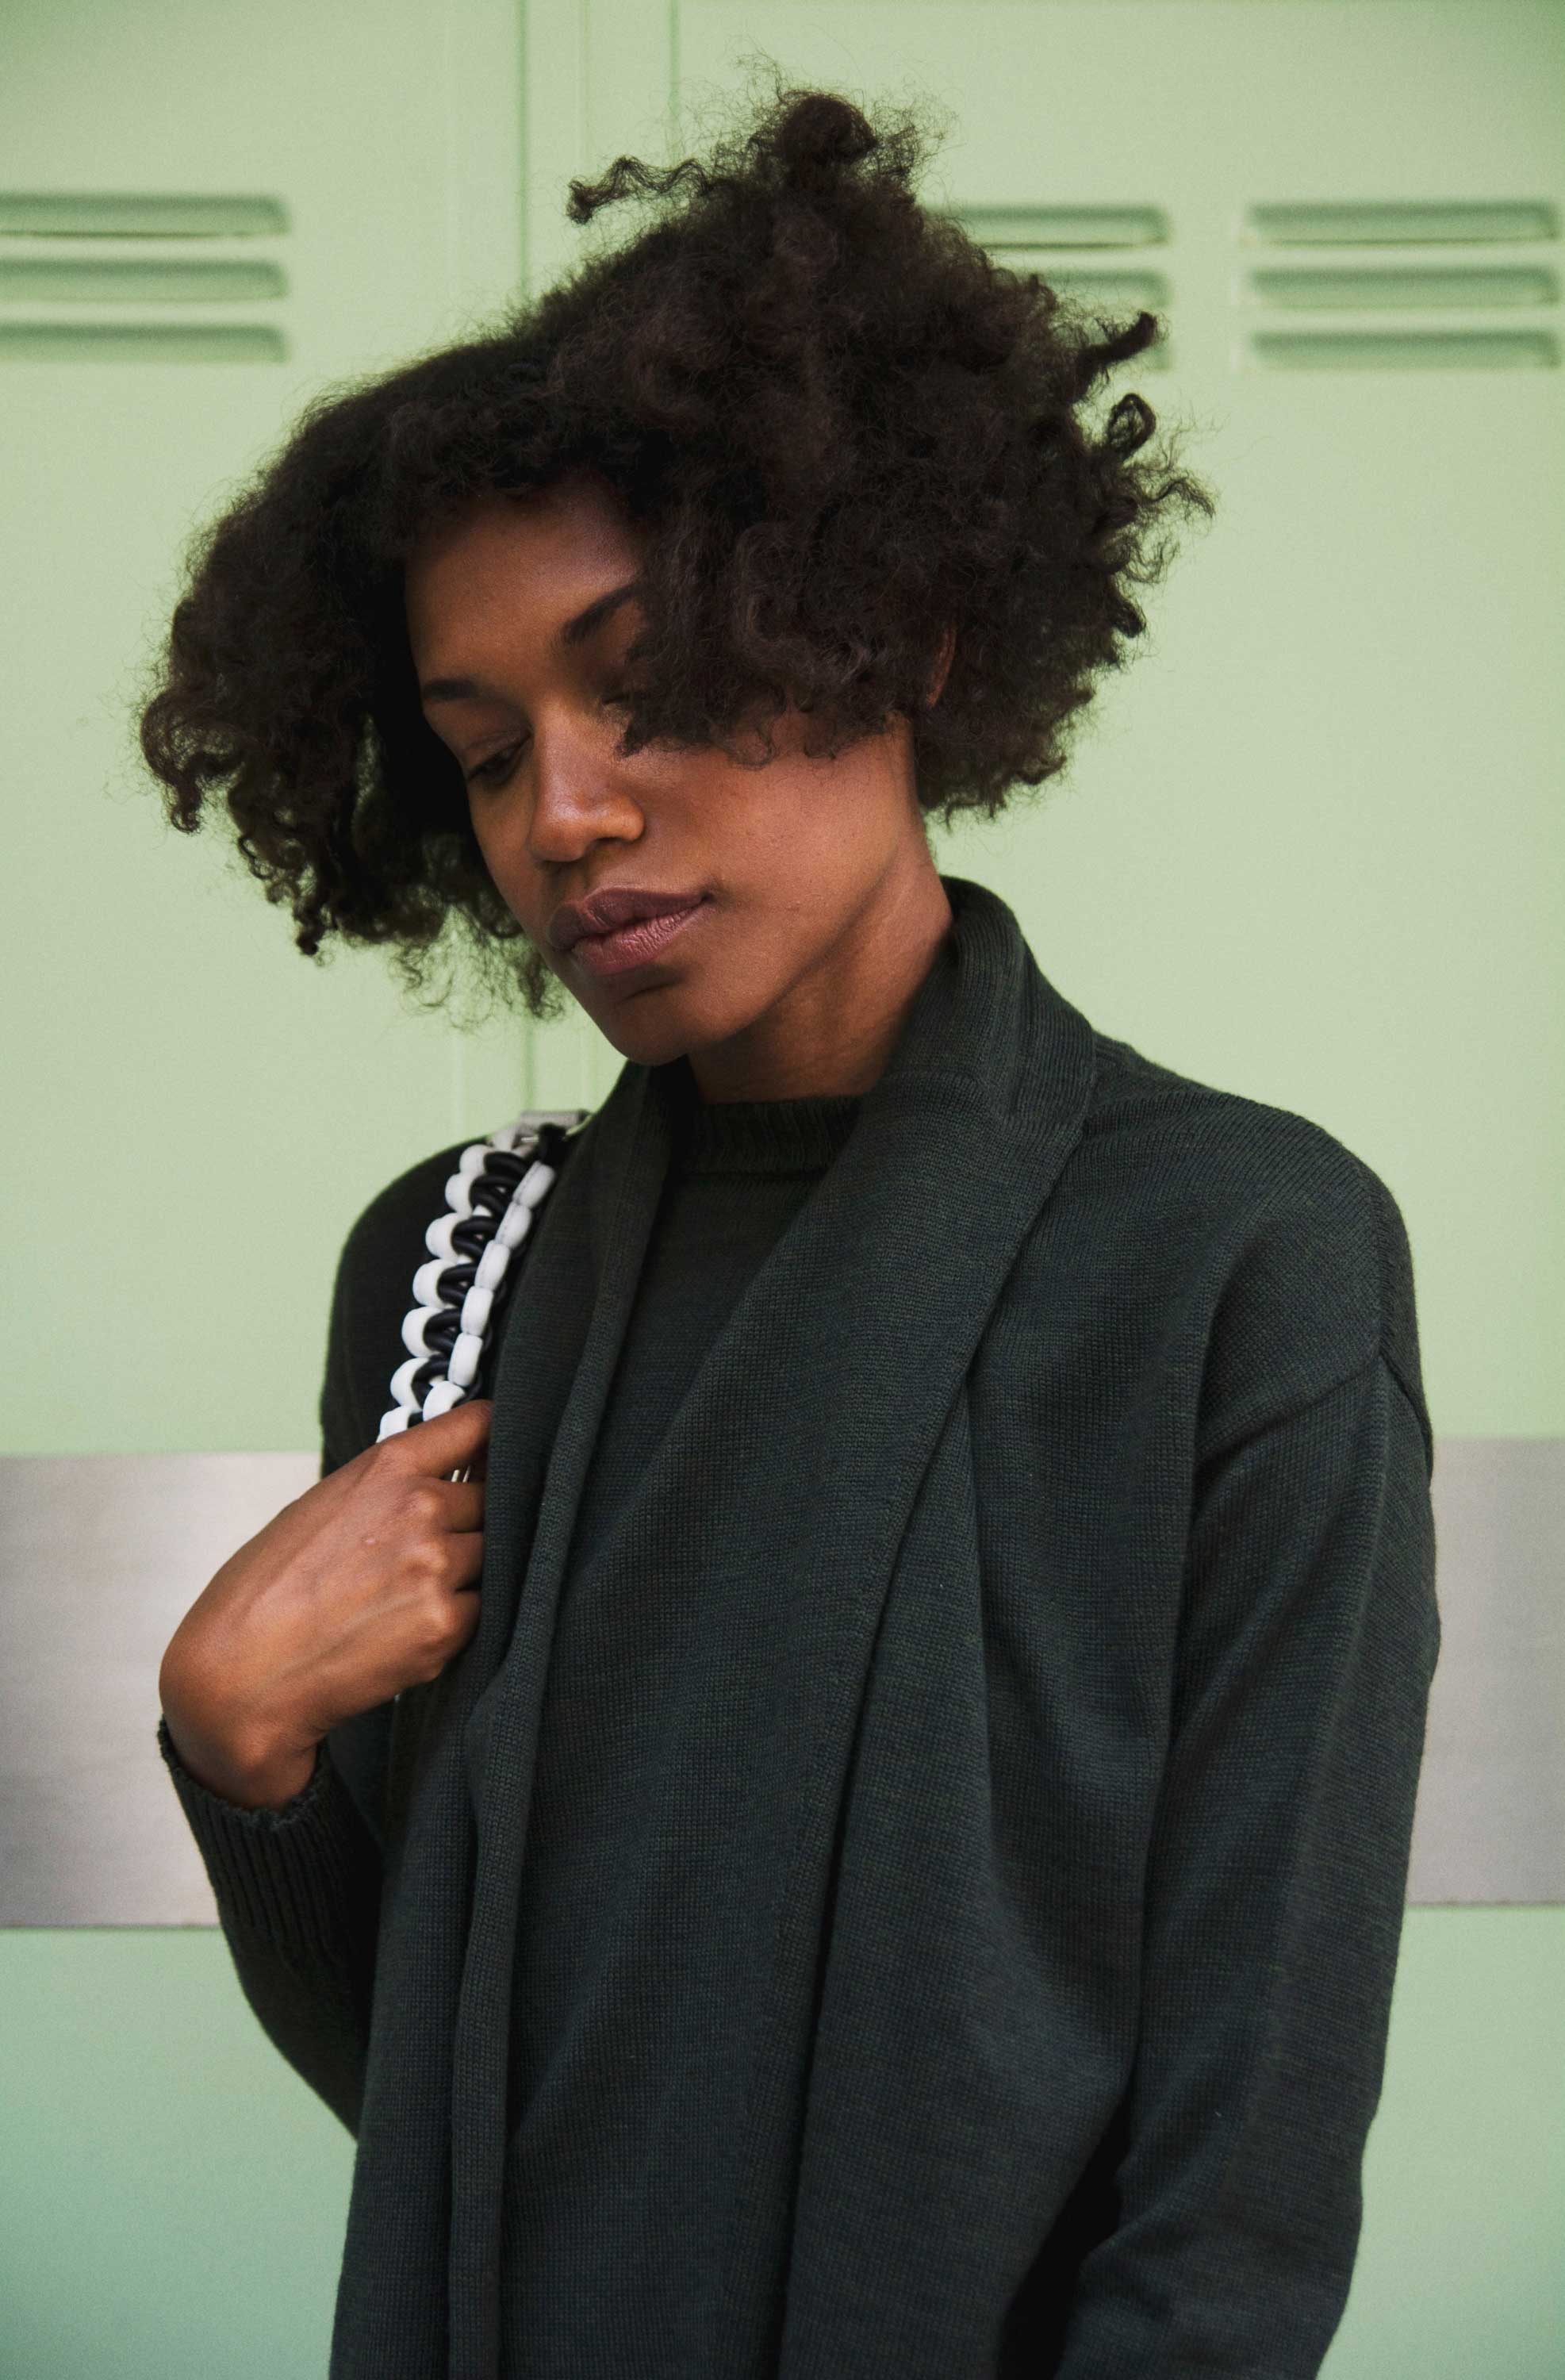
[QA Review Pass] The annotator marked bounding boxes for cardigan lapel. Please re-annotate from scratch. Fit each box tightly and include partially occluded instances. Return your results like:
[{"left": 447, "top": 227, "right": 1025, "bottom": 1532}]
[{"left": 443, "top": 873, "right": 1099, "bottom": 2377}]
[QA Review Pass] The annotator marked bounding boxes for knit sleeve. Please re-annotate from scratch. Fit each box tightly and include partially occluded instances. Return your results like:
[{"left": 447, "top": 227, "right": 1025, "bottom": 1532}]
[
  {"left": 156, "top": 1714, "right": 382, "bottom": 2136},
  {"left": 154, "top": 1222, "right": 387, "bottom": 2140},
  {"left": 1052, "top": 1345, "right": 1440, "bottom": 2377}
]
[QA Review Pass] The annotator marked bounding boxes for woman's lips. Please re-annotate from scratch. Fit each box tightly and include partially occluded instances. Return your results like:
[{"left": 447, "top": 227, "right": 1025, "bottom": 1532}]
[{"left": 569, "top": 896, "right": 710, "bottom": 977}]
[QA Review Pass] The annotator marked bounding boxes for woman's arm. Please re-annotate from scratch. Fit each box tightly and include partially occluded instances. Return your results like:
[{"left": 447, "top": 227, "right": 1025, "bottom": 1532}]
[
  {"left": 156, "top": 1706, "right": 383, "bottom": 2137},
  {"left": 1053, "top": 1343, "right": 1440, "bottom": 2377},
  {"left": 154, "top": 1221, "right": 388, "bottom": 2139}
]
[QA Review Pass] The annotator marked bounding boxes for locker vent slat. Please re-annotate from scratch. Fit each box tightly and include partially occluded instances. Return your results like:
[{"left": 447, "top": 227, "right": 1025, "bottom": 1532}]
[{"left": 0, "top": 191, "right": 290, "bottom": 363}]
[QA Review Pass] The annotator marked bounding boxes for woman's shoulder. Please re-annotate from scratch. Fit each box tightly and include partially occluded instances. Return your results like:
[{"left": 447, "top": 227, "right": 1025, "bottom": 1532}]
[
  {"left": 1081, "top": 1026, "right": 1410, "bottom": 1252},
  {"left": 335, "top": 1133, "right": 478, "bottom": 1295},
  {"left": 1068, "top": 1029, "right": 1429, "bottom": 1459},
  {"left": 322, "top": 1111, "right": 592, "bottom": 1464},
  {"left": 325, "top": 1112, "right": 589, "bottom": 1457},
  {"left": 319, "top": 1136, "right": 478, "bottom": 1470},
  {"left": 333, "top": 1110, "right": 589, "bottom": 1306}
]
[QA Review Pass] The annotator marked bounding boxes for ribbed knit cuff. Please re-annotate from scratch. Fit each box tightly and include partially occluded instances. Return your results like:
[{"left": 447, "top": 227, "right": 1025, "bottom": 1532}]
[{"left": 157, "top": 1713, "right": 382, "bottom": 1975}]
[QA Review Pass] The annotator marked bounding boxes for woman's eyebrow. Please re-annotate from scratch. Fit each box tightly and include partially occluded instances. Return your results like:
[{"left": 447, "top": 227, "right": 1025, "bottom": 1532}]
[
  {"left": 420, "top": 579, "right": 642, "bottom": 706},
  {"left": 556, "top": 578, "right": 642, "bottom": 651}
]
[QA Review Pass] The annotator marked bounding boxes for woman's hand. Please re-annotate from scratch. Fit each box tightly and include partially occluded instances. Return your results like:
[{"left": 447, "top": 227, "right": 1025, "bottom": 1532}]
[{"left": 159, "top": 1399, "right": 494, "bottom": 1802}]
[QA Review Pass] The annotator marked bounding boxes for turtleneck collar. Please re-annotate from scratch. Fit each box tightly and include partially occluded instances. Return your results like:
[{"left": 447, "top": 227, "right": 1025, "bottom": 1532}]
[{"left": 651, "top": 1053, "right": 862, "bottom": 1176}]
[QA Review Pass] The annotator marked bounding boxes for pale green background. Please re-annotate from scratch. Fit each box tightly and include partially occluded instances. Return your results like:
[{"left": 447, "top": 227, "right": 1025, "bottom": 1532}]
[{"left": 1, "top": 1, "right": 1560, "bottom": 2373}]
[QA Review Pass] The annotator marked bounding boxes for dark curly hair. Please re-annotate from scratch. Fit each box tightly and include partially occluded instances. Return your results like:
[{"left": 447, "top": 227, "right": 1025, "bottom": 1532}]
[{"left": 136, "top": 69, "right": 1218, "bottom": 1027}]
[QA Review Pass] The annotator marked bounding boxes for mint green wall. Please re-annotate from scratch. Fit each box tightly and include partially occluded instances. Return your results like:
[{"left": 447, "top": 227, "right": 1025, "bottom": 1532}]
[{"left": 1, "top": 2, "right": 1559, "bottom": 2374}]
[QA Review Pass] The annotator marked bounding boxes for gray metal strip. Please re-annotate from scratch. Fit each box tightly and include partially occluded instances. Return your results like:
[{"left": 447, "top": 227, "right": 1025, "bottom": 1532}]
[
  {"left": 1404, "top": 1434, "right": 1564, "bottom": 1905},
  {"left": 0, "top": 1443, "right": 1559, "bottom": 1925}
]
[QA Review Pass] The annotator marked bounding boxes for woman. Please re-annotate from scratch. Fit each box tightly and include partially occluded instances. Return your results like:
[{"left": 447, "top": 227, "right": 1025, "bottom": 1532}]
[{"left": 143, "top": 79, "right": 1440, "bottom": 2380}]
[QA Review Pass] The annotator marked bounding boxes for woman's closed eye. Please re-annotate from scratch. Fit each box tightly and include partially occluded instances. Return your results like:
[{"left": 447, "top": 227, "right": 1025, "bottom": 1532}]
[
  {"left": 467, "top": 743, "right": 523, "bottom": 785},
  {"left": 466, "top": 689, "right": 641, "bottom": 784}
]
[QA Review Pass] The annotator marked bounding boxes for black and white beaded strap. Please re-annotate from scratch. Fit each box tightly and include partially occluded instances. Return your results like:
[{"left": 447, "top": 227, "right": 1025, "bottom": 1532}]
[{"left": 376, "top": 1107, "right": 592, "bottom": 1446}]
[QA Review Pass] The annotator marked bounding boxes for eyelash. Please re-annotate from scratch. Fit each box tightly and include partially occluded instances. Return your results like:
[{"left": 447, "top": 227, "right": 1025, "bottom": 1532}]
[
  {"left": 466, "top": 689, "right": 638, "bottom": 785},
  {"left": 468, "top": 744, "right": 523, "bottom": 785}
]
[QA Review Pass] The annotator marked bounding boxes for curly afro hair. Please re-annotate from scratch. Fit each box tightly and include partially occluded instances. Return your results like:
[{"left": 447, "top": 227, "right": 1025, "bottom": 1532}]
[{"left": 136, "top": 71, "right": 1218, "bottom": 1026}]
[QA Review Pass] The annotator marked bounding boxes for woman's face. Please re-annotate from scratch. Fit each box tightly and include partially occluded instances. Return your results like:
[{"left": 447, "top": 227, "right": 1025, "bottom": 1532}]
[{"left": 405, "top": 470, "right": 953, "bottom": 1100}]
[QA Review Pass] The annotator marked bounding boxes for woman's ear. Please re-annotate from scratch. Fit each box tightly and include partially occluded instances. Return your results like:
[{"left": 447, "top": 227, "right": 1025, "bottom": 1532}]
[{"left": 925, "top": 624, "right": 957, "bottom": 708}]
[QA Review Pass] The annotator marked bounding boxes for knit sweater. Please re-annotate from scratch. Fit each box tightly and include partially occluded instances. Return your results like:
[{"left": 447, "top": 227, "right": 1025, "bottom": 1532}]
[{"left": 157, "top": 873, "right": 1440, "bottom": 2380}]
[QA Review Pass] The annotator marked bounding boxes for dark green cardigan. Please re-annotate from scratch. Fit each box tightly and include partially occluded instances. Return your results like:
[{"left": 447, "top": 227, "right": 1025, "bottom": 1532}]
[{"left": 159, "top": 873, "right": 1440, "bottom": 2378}]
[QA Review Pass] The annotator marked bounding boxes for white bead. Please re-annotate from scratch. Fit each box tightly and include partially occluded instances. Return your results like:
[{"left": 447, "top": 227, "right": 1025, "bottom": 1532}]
[
  {"left": 449, "top": 1135, "right": 522, "bottom": 1211},
  {"left": 378, "top": 1406, "right": 412, "bottom": 1438},
  {"left": 474, "top": 1237, "right": 510, "bottom": 1294},
  {"left": 495, "top": 1199, "right": 536, "bottom": 1252},
  {"left": 443, "top": 1169, "right": 476, "bottom": 1217},
  {"left": 424, "top": 1211, "right": 462, "bottom": 1262},
  {"left": 401, "top": 1303, "right": 446, "bottom": 1359},
  {"left": 422, "top": 1376, "right": 465, "bottom": 1419},
  {"left": 389, "top": 1354, "right": 426, "bottom": 1408},
  {"left": 447, "top": 1330, "right": 484, "bottom": 1388},
  {"left": 459, "top": 1281, "right": 493, "bottom": 1337},
  {"left": 520, "top": 1160, "right": 556, "bottom": 1207},
  {"left": 412, "top": 1256, "right": 450, "bottom": 1307}
]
